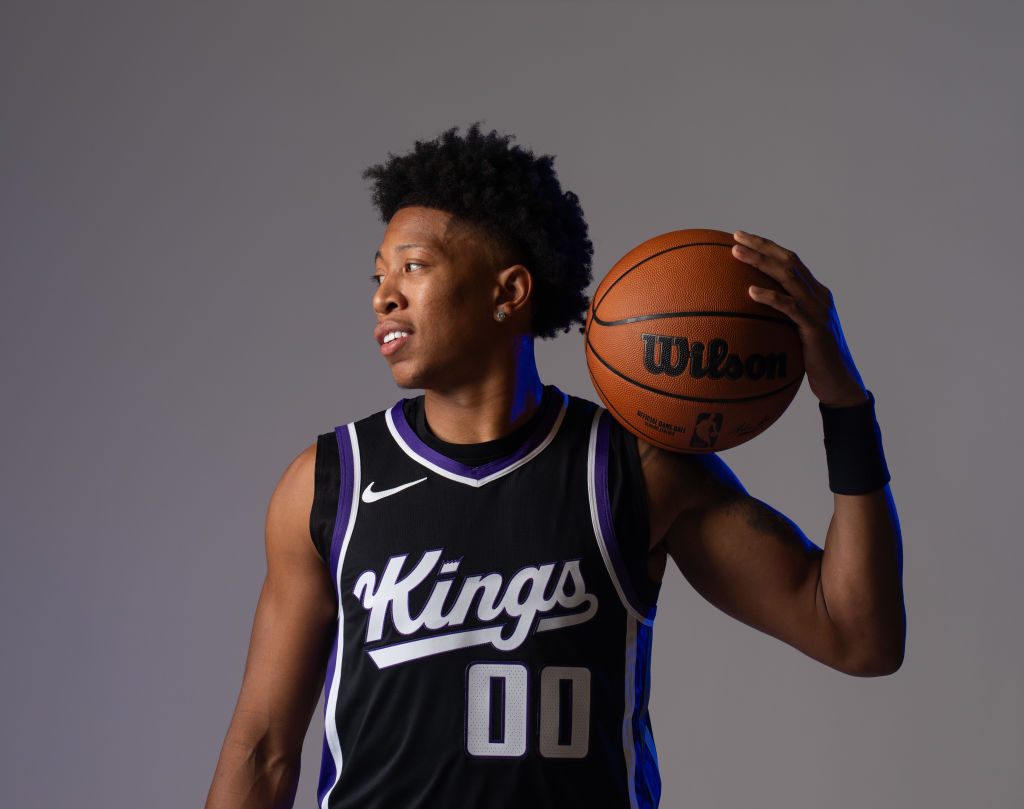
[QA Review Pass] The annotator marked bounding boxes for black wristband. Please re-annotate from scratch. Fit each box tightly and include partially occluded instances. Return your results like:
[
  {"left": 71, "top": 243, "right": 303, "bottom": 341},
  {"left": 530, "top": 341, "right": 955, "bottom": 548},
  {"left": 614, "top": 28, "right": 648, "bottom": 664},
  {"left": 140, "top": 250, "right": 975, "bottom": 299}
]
[{"left": 820, "top": 391, "right": 891, "bottom": 495}]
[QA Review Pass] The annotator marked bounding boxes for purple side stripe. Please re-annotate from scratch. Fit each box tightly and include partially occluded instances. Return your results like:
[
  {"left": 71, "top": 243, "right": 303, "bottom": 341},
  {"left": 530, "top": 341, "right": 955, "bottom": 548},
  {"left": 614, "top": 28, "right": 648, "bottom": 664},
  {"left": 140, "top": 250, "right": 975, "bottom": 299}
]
[
  {"left": 389, "top": 390, "right": 566, "bottom": 480},
  {"left": 595, "top": 411, "right": 655, "bottom": 620},
  {"left": 316, "top": 638, "right": 339, "bottom": 801},
  {"left": 631, "top": 621, "right": 660, "bottom": 808},
  {"left": 330, "top": 425, "right": 355, "bottom": 577}
]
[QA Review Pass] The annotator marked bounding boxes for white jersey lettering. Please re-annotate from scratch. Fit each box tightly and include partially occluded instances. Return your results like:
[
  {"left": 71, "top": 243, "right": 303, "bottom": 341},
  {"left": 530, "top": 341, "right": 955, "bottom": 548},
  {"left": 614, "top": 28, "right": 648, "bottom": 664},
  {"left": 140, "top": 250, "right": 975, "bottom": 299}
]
[{"left": 353, "top": 549, "right": 598, "bottom": 667}]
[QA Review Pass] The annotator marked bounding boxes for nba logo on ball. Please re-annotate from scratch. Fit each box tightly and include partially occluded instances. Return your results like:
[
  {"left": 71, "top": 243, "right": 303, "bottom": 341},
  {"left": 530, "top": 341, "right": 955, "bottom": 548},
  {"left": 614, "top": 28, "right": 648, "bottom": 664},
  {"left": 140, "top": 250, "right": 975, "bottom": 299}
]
[
  {"left": 585, "top": 229, "right": 805, "bottom": 453},
  {"left": 690, "top": 413, "right": 723, "bottom": 449}
]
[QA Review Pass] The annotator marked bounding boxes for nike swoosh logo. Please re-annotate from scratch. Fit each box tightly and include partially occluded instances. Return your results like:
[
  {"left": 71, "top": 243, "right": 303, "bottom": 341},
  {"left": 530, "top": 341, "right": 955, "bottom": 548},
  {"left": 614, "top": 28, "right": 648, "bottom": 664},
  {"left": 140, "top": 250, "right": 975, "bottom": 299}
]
[{"left": 361, "top": 477, "right": 428, "bottom": 503}]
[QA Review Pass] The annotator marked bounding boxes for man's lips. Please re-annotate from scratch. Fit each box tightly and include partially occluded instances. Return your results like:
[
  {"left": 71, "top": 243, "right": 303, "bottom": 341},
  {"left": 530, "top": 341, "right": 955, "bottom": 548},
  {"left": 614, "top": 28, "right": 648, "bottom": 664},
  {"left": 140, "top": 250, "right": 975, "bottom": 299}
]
[{"left": 375, "top": 322, "right": 413, "bottom": 356}]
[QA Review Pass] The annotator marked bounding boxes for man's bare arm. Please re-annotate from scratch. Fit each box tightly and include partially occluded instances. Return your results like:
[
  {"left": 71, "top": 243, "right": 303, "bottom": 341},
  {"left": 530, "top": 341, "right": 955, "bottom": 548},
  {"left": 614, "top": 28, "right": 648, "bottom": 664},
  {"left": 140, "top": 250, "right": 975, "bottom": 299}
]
[
  {"left": 206, "top": 444, "right": 337, "bottom": 809},
  {"left": 639, "top": 229, "right": 905, "bottom": 675},
  {"left": 644, "top": 443, "right": 904, "bottom": 676}
]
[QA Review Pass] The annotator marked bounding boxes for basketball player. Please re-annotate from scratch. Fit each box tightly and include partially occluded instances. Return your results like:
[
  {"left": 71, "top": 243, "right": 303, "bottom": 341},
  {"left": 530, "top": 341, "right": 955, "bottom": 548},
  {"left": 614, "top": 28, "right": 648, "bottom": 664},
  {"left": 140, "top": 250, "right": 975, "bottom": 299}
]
[{"left": 205, "top": 126, "right": 904, "bottom": 809}]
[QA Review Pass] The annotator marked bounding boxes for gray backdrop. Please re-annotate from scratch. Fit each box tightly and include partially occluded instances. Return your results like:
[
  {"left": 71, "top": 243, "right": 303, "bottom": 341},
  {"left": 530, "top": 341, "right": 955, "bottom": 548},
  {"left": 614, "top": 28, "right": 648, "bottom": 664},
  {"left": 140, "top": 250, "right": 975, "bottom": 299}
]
[{"left": 2, "top": 1, "right": 1021, "bottom": 807}]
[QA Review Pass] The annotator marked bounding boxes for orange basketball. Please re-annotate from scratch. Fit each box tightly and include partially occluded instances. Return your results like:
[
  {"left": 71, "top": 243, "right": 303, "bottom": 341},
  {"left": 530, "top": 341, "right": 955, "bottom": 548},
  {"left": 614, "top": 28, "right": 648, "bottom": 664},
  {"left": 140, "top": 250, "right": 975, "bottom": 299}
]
[{"left": 585, "top": 229, "right": 804, "bottom": 453}]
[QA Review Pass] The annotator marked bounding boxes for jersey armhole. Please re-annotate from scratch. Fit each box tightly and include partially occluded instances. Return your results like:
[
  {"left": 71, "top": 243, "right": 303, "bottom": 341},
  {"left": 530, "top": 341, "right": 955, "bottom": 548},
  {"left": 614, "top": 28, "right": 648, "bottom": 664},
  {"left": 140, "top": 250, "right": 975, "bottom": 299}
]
[
  {"left": 607, "top": 416, "right": 662, "bottom": 609},
  {"left": 310, "top": 425, "right": 361, "bottom": 574},
  {"left": 310, "top": 432, "right": 340, "bottom": 565},
  {"left": 590, "top": 411, "right": 659, "bottom": 623}
]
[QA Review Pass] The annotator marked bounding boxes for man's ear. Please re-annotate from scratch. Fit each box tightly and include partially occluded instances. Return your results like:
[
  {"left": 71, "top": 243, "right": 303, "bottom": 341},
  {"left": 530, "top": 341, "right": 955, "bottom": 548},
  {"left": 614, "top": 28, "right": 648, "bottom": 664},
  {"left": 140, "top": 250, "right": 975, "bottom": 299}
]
[{"left": 494, "top": 264, "right": 533, "bottom": 314}]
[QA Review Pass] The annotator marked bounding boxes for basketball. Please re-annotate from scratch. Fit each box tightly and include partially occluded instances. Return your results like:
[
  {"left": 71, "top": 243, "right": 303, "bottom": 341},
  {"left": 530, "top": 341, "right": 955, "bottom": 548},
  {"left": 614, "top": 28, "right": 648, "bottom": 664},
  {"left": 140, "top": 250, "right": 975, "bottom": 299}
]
[{"left": 585, "top": 229, "right": 805, "bottom": 453}]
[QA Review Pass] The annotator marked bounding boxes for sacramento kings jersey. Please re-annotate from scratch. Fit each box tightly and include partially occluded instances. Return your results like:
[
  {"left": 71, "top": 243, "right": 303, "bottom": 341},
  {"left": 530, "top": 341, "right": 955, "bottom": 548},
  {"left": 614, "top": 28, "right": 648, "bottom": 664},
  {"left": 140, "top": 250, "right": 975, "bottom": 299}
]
[{"left": 309, "top": 388, "right": 660, "bottom": 808}]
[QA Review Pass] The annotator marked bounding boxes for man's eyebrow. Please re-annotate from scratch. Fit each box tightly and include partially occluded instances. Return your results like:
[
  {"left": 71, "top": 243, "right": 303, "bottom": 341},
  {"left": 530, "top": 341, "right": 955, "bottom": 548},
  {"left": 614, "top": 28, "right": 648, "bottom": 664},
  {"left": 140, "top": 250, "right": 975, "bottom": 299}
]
[{"left": 375, "top": 243, "right": 426, "bottom": 261}]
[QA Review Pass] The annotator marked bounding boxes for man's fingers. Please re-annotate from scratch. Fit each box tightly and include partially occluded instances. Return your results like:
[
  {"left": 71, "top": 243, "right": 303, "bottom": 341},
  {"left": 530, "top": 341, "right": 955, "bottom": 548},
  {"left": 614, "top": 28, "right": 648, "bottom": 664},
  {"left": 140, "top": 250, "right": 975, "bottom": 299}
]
[
  {"left": 732, "top": 231, "right": 826, "bottom": 300},
  {"left": 733, "top": 230, "right": 789, "bottom": 260},
  {"left": 747, "top": 285, "right": 803, "bottom": 323},
  {"left": 733, "top": 241, "right": 803, "bottom": 286}
]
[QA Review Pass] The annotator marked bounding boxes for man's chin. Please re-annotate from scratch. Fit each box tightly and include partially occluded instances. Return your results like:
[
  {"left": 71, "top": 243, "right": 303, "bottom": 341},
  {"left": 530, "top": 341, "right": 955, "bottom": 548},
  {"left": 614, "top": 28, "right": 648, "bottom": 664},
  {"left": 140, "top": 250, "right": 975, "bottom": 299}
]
[{"left": 389, "top": 368, "right": 425, "bottom": 391}]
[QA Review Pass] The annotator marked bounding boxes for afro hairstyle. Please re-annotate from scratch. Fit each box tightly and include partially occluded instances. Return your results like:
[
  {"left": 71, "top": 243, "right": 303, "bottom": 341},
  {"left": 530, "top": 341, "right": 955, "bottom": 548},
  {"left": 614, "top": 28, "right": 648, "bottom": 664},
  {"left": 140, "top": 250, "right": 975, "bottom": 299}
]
[{"left": 363, "top": 124, "right": 593, "bottom": 339}]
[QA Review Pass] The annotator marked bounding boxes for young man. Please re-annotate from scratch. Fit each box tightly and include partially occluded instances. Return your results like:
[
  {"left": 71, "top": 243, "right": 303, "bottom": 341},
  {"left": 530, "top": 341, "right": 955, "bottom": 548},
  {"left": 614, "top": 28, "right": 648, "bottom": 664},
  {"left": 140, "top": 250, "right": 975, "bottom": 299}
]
[{"left": 206, "top": 126, "right": 904, "bottom": 809}]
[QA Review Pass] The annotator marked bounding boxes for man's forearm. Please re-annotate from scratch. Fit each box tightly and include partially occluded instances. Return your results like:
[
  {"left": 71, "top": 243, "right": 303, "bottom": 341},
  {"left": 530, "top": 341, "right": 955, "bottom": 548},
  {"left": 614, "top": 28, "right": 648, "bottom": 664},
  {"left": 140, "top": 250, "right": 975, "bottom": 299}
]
[{"left": 205, "top": 730, "right": 301, "bottom": 809}]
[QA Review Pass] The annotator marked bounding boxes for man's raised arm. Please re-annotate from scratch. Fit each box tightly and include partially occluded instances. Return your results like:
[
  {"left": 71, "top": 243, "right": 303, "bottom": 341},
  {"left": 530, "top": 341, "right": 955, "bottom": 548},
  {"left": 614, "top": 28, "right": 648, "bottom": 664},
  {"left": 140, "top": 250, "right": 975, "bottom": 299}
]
[{"left": 643, "top": 230, "right": 904, "bottom": 675}]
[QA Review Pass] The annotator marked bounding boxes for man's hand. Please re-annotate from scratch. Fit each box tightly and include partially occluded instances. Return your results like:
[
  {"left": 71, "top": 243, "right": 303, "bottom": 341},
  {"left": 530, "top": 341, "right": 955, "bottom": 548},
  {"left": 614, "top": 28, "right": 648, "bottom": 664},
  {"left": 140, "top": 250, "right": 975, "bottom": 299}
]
[{"left": 731, "top": 230, "right": 868, "bottom": 408}]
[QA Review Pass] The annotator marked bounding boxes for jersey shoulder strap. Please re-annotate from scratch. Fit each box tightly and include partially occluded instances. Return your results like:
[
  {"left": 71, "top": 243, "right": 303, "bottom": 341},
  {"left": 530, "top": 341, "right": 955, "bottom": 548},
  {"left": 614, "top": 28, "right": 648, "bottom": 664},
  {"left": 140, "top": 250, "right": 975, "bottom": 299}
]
[{"left": 310, "top": 431, "right": 340, "bottom": 564}]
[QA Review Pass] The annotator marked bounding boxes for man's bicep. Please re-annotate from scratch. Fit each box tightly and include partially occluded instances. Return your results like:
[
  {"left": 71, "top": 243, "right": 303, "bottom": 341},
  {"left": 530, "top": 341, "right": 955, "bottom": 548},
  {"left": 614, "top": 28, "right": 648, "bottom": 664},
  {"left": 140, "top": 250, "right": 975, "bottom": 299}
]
[
  {"left": 661, "top": 455, "right": 836, "bottom": 659},
  {"left": 228, "top": 445, "right": 337, "bottom": 757}
]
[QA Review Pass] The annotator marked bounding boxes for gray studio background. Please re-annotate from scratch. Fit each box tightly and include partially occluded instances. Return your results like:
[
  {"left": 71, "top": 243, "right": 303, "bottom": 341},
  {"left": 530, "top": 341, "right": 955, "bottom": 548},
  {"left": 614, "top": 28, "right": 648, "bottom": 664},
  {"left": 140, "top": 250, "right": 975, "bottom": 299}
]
[{"left": 2, "top": 1, "right": 1021, "bottom": 807}]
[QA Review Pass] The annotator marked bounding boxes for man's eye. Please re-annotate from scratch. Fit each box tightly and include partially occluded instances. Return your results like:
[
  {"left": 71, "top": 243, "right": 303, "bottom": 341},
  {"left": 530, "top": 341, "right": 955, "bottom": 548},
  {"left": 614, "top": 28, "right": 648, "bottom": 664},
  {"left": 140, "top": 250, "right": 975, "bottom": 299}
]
[{"left": 371, "top": 262, "right": 422, "bottom": 285}]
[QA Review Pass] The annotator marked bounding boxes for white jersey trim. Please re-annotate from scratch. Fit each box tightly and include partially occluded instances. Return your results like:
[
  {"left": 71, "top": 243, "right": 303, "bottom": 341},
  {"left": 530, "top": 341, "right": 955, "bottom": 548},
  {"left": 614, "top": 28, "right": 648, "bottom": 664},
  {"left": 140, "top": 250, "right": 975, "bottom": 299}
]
[
  {"left": 586, "top": 410, "right": 654, "bottom": 627},
  {"left": 383, "top": 395, "right": 568, "bottom": 487},
  {"left": 623, "top": 616, "right": 640, "bottom": 809}
]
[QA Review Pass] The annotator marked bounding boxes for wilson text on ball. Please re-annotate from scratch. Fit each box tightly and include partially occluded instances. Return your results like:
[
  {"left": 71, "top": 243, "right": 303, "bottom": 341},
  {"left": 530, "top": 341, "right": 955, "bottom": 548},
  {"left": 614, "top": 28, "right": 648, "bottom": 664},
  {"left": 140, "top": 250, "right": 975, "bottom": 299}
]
[{"left": 640, "top": 333, "right": 789, "bottom": 381}]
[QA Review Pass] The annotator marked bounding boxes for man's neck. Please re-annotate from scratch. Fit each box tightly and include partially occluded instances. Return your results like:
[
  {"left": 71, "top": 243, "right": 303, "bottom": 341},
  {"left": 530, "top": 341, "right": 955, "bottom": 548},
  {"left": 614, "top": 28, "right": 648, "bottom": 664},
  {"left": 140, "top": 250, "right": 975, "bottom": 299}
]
[{"left": 421, "top": 338, "right": 545, "bottom": 444}]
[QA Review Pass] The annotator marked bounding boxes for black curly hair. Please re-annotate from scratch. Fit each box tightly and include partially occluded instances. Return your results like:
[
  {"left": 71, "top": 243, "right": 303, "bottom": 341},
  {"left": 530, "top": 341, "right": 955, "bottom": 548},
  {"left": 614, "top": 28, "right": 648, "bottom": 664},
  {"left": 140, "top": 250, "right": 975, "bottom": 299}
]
[{"left": 363, "top": 124, "right": 593, "bottom": 339}]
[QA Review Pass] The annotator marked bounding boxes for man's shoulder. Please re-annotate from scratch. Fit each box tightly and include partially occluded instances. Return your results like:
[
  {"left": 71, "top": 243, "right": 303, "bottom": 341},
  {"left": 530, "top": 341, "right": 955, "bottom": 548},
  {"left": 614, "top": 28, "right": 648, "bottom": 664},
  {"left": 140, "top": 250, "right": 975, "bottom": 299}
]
[{"left": 274, "top": 442, "right": 318, "bottom": 498}]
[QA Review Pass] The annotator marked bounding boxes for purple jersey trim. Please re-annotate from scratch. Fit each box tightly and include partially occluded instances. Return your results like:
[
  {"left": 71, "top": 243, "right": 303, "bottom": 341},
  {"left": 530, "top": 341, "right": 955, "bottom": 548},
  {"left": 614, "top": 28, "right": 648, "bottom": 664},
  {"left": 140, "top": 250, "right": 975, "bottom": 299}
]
[
  {"left": 321, "top": 425, "right": 354, "bottom": 702},
  {"left": 630, "top": 621, "right": 660, "bottom": 809},
  {"left": 317, "top": 638, "right": 339, "bottom": 802},
  {"left": 388, "top": 389, "right": 567, "bottom": 482},
  {"left": 595, "top": 411, "right": 656, "bottom": 621},
  {"left": 330, "top": 425, "right": 355, "bottom": 577}
]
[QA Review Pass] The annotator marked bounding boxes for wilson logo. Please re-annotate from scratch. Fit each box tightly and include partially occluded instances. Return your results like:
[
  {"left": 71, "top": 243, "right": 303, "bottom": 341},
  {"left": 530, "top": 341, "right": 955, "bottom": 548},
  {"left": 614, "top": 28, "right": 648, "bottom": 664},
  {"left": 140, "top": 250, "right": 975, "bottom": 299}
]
[
  {"left": 641, "top": 333, "right": 788, "bottom": 380},
  {"left": 353, "top": 549, "right": 598, "bottom": 668}
]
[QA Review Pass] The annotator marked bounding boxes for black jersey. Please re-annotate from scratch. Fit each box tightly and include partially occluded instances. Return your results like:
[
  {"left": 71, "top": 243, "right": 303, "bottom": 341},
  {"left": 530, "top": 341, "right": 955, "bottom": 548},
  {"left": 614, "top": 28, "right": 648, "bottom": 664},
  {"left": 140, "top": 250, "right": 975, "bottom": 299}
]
[{"left": 310, "top": 389, "right": 660, "bottom": 808}]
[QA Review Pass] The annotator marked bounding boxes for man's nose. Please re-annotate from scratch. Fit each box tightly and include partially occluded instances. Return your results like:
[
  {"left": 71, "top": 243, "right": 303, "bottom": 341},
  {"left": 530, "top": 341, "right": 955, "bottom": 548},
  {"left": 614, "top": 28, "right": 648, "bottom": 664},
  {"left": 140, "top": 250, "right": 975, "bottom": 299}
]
[{"left": 373, "top": 272, "right": 405, "bottom": 315}]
